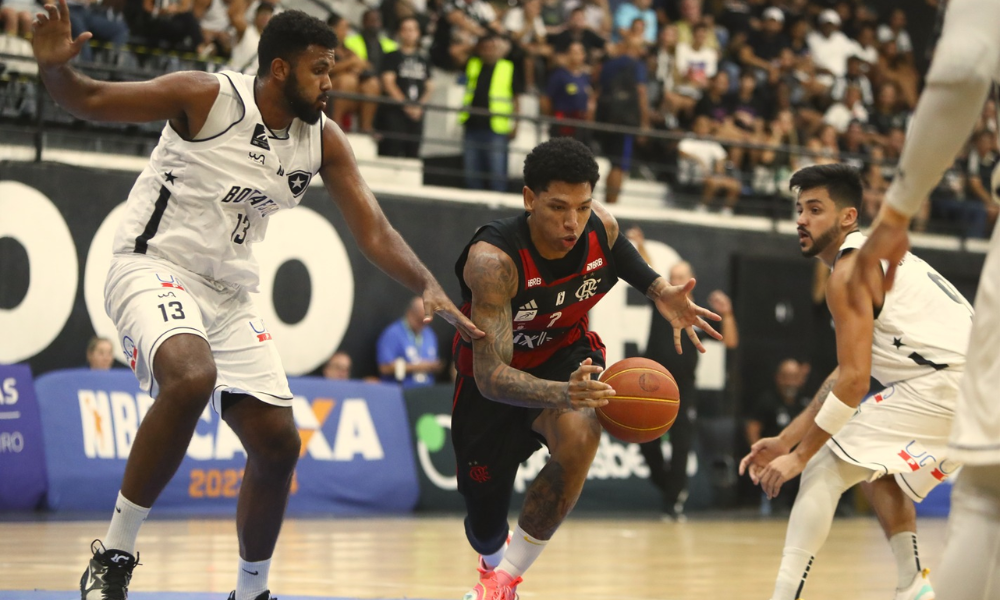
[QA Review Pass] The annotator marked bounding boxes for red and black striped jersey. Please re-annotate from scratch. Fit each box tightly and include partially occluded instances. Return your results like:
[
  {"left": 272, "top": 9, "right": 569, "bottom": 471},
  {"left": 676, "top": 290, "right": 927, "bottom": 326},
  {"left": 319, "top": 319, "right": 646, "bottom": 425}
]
[{"left": 453, "top": 212, "right": 618, "bottom": 377}]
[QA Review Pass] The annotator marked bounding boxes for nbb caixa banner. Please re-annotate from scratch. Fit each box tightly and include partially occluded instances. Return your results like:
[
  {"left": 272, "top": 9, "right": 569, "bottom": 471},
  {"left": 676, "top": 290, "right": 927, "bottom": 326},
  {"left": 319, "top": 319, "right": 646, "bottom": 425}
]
[
  {"left": 0, "top": 363, "right": 48, "bottom": 509},
  {"left": 34, "top": 370, "right": 418, "bottom": 514}
]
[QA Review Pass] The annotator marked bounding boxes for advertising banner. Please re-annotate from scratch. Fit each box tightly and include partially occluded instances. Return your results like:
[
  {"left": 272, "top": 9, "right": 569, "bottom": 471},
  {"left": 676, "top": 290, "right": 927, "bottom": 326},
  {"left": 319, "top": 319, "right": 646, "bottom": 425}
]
[
  {"left": 0, "top": 363, "right": 48, "bottom": 509},
  {"left": 33, "top": 369, "right": 418, "bottom": 514},
  {"left": 405, "top": 384, "right": 702, "bottom": 513}
]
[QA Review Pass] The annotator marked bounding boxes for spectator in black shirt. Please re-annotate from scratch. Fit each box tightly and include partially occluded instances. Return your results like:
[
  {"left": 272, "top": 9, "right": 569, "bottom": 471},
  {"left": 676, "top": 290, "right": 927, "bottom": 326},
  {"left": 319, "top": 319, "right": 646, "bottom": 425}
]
[
  {"left": 739, "top": 6, "right": 789, "bottom": 76},
  {"left": 745, "top": 358, "right": 811, "bottom": 511},
  {"left": 869, "top": 82, "right": 909, "bottom": 139},
  {"left": 965, "top": 129, "right": 1000, "bottom": 233},
  {"left": 638, "top": 254, "right": 739, "bottom": 521},
  {"left": 547, "top": 7, "right": 606, "bottom": 65},
  {"left": 694, "top": 70, "right": 731, "bottom": 125},
  {"left": 379, "top": 17, "right": 433, "bottom": 158}
]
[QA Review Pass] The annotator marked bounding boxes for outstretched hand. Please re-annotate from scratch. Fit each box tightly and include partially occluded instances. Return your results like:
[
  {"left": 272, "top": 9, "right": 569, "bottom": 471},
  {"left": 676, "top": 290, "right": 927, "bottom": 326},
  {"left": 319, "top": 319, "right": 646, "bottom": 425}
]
[
  {"left": 32, "top": 0, "right": 92, "bottom": 69},
  {"left": 654, "top": 278, "right": 723, "bottom": 354},
  {"left": 422, "top": 283, "right": 485, "bottom": 343},
  {"left": 739, "top": 436, "right": 791, "bottom": 484},
  {"left": 561, "top": 357, "right": 615, "bottom": 410}
]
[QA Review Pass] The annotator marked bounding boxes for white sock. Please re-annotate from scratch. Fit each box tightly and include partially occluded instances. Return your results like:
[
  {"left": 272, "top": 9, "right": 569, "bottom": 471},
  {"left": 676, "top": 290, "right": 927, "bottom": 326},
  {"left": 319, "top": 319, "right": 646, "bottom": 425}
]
[
  {"left": 237, "top": 557, "right": 271, "bottom": 600},
  {"left": 496, "top": 524, "right": 547, "bottom": 579},
  {"left": 772, "top": 447, "right": 871, "bottom": 600},
  {"left": 104, "top": 491, "right": 150, "bottom": 555},
  {"left": 889, "top": 532, "right": 921, "bottom": 588},
  {"left": 772, "top": 547, "right": 814, "bottom": 600},
  {"left": 481, "top": 538, "right": 508, "bottom": 570}
]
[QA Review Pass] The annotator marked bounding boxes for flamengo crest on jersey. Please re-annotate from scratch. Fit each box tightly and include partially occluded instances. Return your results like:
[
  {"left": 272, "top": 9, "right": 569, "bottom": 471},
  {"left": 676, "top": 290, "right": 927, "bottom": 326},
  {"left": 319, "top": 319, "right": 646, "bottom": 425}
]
[
  {"left": 112, "top": 72, "right": 324, "bottom": 291},
  {"left": 453, "top": 212, "right": 618, "bottom": 376},
  {"left": 836, "top": 231, "right": 973, "bottom": 386}
]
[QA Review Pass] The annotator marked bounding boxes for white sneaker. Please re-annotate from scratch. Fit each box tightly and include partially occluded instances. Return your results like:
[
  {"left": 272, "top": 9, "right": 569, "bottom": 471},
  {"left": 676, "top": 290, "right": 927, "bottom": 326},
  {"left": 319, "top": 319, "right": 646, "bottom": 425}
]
[{"left": 894, "top": 568, "right": 935, "bottom": 600}]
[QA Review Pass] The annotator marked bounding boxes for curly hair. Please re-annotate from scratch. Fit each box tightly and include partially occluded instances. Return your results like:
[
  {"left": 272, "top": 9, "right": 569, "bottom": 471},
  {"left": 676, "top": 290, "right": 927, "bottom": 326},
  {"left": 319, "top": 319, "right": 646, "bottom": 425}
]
[
  {"left": 257, "top": 10, "right": 338, "bottom": 78},
  {"left": 523, "top": 137, "right": 600, "bottom": 194}
]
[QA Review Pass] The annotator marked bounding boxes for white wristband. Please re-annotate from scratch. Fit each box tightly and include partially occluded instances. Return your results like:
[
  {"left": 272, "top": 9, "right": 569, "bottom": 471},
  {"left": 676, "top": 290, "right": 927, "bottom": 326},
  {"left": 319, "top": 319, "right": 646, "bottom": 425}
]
[{"left": 814, "top": 392, "right": 856, "bottom": 436}]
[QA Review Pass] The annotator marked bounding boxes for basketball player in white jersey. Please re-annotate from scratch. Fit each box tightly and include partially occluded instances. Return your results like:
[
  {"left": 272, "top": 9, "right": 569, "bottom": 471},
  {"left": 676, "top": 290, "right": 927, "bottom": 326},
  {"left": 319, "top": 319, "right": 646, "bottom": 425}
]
[
  {"left": 31, "top": 3, "right": 483, "bottom": 599},
  {"left": 847, "top": 0, "right": 1000, "bottom": 597},
  {"left": 741, "top": 164, "right": 972, "bottom": 600}
]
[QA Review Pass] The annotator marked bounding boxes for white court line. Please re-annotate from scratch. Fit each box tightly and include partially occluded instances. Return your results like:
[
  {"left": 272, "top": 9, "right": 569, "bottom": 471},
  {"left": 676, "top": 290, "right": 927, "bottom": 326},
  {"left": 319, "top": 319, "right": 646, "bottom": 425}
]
[{"left": 0, "top": 412, "right": 21, "bottom": 420}]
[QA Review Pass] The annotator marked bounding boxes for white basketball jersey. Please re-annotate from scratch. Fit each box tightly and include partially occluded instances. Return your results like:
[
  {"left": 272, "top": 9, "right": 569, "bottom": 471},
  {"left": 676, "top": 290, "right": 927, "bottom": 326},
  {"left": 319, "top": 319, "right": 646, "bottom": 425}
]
[
  {"left": 836, "top": 231, "right": 974, "bottom": 386},
  {"left": 113, "top": 71, "right": 325, "bottom": 291}
]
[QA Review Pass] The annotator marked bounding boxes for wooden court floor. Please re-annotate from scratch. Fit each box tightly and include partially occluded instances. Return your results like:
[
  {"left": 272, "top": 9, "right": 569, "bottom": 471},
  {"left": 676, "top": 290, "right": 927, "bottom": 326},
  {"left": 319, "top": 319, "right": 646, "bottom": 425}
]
[{"left": 0, "top": 515, "right": 950, "bottom": 599}]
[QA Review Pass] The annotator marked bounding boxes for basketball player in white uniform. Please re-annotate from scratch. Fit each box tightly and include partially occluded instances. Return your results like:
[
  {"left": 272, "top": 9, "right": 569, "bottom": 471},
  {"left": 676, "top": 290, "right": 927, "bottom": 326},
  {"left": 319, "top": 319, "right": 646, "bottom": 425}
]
[
  {"left": 847, "top": 1, "right": 1000, "bottom": 597},
  {"left": 740, "top": 164, "right": 972, "bottom": 600},
  {"left": 31, "top": 3, "right": 483, "bottom": 600}
]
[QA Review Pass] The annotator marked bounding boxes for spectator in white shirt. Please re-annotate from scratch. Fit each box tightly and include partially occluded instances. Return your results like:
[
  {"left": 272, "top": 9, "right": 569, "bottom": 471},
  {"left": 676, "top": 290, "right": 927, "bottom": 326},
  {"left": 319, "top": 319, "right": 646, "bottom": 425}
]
[
  {"left": 678, "top": 115, "right": 742, "bottom": 214},
  {"left": 807, "top": 9, "right": 858, "bottom": 85},
  {"left": 227, "top": 0, "right": 273, "bottom": 74},
  {"left": 823, "top": 84, "right": 868, "bottom": 133},
  {"left": 674, "top": 22, "right": 717, "bottom": 100},
  {"left": 876, "top": 8, "right": 911, "bottom": 56}
]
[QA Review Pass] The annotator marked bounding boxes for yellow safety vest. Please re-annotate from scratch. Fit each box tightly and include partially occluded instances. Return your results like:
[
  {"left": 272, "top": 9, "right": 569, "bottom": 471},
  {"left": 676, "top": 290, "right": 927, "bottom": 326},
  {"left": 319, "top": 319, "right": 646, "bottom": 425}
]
[
  {"left": 343, "top": 34, "right": 399, "bottom": 61},
  {"left": 458, "top": 57, "right": 515, "bottom": 134}
]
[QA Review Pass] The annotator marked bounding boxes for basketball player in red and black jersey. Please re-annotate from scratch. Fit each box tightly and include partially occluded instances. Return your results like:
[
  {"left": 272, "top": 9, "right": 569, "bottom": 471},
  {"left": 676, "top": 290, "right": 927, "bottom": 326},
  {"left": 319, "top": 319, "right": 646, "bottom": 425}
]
[{"left": 451, "top": 137, "right": 723, "bottom": 598}]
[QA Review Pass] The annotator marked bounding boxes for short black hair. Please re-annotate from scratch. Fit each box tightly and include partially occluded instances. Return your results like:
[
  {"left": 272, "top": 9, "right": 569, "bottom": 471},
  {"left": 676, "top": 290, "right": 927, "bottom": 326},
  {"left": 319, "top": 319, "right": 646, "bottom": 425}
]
[
  {"left": 326, "top": 11, "right": 342, "bottom": 27},
  {"left": 523, "top": 138, "right": 600, "bottom": 194},
  {"left": 256, "top": 1, "right": 274, "bottom": 15},
  {"left": 258, "top": 10, "right": 338, "bottom": 77},
  {"left": 789, "top": 164, "right": 863, "bottom": 210}
]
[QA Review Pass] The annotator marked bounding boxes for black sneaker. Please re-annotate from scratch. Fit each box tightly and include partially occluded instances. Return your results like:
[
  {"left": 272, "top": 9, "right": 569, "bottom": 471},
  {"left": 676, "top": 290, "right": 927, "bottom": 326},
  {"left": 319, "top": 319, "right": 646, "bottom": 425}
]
[
  {"left": 80, "top": 540, "right": 139, "bottom": 599},
  {"left": 226, "top": 591, "right": 276, "bottom": 600}
]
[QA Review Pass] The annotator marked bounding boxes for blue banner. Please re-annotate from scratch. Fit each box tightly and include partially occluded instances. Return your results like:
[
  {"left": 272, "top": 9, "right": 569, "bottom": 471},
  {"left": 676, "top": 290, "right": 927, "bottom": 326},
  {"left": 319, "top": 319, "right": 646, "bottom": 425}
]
[
  {"left": 0, "top": 363, "right": 48, "bottom": 509},
  {"left": 33, "top": 370, "right": 418, "bottom": 514}
]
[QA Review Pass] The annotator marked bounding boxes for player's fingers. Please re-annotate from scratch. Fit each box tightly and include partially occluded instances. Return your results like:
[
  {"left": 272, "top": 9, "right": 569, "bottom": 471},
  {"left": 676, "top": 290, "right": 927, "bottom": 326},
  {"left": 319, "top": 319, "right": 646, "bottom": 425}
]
[
  {"left": 749, "top": 464, "right": 761, "bottom": 485},
  {"left": 686, "top": 326, "right": 706, "bottom": 353},
  {"left": 72, "top": 31, "right": 92, "bottom": 49},
  {"left": 697, "top": 307, "right": 723, "bottom": 322},
  {"left": 673, "top": 327, "right": 683, "bottom": 355},
  {"left": 695, "top": 317, "right": 723, "bottom": 340},
  {"left": 738, "top": 453, "right": 751, "bottom": 475},
  {"left": 58, "top": 0, "right": 69, "bottom": 21}
]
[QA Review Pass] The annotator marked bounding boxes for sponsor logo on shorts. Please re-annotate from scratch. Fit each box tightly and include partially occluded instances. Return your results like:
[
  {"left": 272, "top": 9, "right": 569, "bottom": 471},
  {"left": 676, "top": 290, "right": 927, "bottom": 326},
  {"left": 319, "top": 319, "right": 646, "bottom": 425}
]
[
  {"left": 469, "top": 463, "right": 491, "bottom": 483},
  {"left": 156, "top": 274, "right": 185, "bottom": 291},
  {"left": 898, "top": 440, "right": 937, "bottom": 472},
  {"left": 121, "top": 336, "right": 138, "bottom": 371},
  {"left": 249, "top": 319, "right": 272, "bottom": 342}
]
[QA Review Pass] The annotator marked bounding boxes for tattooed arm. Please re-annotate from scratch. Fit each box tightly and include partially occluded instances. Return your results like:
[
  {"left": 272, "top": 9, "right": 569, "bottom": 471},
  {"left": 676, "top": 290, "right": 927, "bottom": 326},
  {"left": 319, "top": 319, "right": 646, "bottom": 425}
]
[
  {"left": 465, "top": 241, "right": 614, "bottom": 409},
  {"left": 739, "top": 367, "right": 839, "bottom": 479},
  {"left": 777, "top": 366, "right": 840, "bottom": 448}
]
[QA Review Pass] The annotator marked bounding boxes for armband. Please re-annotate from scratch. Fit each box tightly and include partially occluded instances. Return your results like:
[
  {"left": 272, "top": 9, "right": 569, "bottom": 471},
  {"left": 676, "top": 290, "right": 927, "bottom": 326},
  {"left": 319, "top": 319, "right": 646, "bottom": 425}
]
[{"left": 814, "top": 392, "right": 856, "bottom": 435}]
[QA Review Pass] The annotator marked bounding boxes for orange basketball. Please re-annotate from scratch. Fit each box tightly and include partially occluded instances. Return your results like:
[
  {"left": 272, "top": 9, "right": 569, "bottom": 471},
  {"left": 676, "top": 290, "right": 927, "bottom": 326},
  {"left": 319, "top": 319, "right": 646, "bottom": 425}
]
[{"left": 596, "top": 357, "right": 680, "bottom": 444}]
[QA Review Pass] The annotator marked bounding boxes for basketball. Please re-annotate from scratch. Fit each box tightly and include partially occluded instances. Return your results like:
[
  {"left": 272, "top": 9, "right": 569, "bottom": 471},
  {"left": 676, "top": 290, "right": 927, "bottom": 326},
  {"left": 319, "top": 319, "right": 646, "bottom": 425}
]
[{"left": 596, "top": 357, "right": 680, "bottom": 444}]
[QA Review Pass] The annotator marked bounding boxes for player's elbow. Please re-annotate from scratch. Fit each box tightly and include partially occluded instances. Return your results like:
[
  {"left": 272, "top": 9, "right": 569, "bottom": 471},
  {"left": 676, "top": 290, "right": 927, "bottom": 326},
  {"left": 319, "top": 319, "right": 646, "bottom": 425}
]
[{"left": 836, "top": 373, "right": 870, "bottom": 403}]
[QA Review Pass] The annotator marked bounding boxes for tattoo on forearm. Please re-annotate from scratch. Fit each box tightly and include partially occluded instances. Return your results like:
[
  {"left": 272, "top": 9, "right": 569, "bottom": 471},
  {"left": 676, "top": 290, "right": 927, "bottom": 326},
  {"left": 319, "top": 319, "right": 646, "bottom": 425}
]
[
  {"left": 519, "top": 462, "right": 570, "bottom": 539},
  {"left": 468, "top": 248, "right": 564, "bottom": 408},
  {"left": 816, "top": 378, "right": 837, "bottom": 405}
]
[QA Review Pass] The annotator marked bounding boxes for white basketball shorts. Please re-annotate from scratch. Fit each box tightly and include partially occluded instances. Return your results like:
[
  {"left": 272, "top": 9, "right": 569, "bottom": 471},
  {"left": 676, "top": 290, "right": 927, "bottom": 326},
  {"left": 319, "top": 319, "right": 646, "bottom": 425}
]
[
  {"left": 827, "top": 369, "right": 962, "bottom": 503},
  {"left": 104, "top": 254, "right": 292, "bottom": 413}
]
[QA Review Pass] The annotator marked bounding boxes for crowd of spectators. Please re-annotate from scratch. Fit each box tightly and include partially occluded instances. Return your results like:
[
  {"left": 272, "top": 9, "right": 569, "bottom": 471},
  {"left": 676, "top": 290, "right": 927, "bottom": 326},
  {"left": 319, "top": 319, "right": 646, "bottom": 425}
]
[{"left": 3, "top": 0, "right": 998, "bottom": 236}]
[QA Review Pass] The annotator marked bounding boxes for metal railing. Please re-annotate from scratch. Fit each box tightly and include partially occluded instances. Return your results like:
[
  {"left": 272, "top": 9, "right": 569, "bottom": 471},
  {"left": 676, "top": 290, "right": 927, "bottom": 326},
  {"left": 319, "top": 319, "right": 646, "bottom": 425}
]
[{"left": 0, "top": 49, "right": 989, "bottom": 245}]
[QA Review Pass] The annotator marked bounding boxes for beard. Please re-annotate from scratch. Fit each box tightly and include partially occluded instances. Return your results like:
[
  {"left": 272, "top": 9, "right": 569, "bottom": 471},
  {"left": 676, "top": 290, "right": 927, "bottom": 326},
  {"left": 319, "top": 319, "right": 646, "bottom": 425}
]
[
  {"left": 800, "top": 223, "right": 840, "bottom": 258},
  {"left": 283, "top": 71, "right": 323, "bottom": 125}
]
